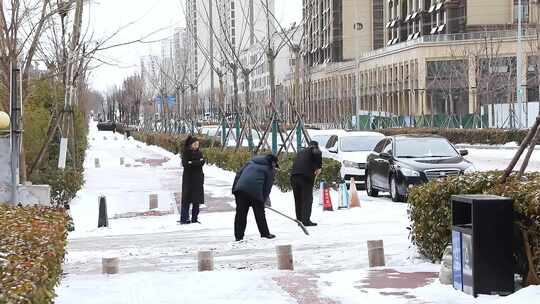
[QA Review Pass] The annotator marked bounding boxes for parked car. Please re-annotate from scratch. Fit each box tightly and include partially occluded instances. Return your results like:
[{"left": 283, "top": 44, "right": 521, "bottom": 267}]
[
  {"left": 308, "top": 129, "right": 346, "bottom": 156},
  {"left": 365, "top": 134, "right": 474, "bottom": 202},
  {"left": 325, "top": 131, "right": 385, "bottom": 188}
]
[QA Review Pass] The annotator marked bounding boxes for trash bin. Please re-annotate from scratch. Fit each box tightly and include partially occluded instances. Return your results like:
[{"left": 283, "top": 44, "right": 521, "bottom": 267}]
[{"left": 451, "top": 195, "right": 514, "bottom": 297}]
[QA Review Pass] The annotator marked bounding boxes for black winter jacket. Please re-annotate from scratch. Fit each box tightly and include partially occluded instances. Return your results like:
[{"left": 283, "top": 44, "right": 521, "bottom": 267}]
[
  {"left": 232, "top": 155, "right": 275, "bottom": 203},
  {"left": 291, "top": 146, "right": 322, "bottom": 180},
  {"left": 181, "top": 149, "right": 205, "bottom": 204}
]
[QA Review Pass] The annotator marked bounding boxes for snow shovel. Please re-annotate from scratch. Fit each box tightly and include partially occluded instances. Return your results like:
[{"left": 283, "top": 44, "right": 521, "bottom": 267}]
[{"left": 265, "top": 205, "right": 310, "bottom": 236}]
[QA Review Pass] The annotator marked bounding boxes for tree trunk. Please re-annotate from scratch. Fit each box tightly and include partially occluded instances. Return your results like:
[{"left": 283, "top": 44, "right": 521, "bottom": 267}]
[
  {"left": 517, "top": 125, "right": 540, "bottom": 179},
  {"left": 29, "top": 111, "right": 63, "bottom": 176},
  {"left": 500, "top": 115, "right": 540, "bottom": 183}
]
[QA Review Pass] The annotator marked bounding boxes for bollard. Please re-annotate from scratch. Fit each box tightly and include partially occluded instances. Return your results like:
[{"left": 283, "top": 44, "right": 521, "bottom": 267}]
[
  {"left": 367, "top": 240, "right": 385, "bottom": 267},
  {"left": 149, "top": 194, "right": 158, "bottom": 210},
  {"left": 102, "top": 257, "right": 119, "bottom": 274},
  {"left": 98, "top": 196, "right": 109, "bottom": 228},
  {"left": 276, "top": 245, "right": 294, "bottom": 270},
  {"left": 94, "top": 158, "right": 100, "bottom": 168},
  {"left": 174, "top": 192, "right": 182, "bottom": 214},
  {"left": 198, "top": 251, "right": 214, "bottom": 271},
  {"left": 120, "top": 157, "right": 124, "bottom": 165}
]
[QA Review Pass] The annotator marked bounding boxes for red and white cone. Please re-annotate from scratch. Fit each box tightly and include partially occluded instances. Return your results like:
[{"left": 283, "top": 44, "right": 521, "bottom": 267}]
[
  {"left": 349, "top": 177, "right": 361, "bottom": 208},
  {"left": 323, "top": 183, "right": 334, "bottom": 211}
]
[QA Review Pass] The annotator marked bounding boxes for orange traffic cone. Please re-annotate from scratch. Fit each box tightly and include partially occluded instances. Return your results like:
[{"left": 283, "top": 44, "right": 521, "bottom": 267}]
[
  {"left": 349, "top": 177, "right": 361, "bottom": 208},
  {"left": 323, "top": 184, "right": 334, "bottom": 211}
]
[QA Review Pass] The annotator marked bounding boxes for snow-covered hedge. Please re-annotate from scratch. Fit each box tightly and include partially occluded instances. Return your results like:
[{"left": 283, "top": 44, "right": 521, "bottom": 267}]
[
  {"left": 134, "top": 132, "right": 342, "bottom": 191},
  {"left": 408, "top": 171, "right": 540, "bottom": 281},
  {"left": 380, "top": 128, "right": 528, "bottom": 145},
  {"left": 203, "top": 148, "right": 342, "bottom": 192},
  {"left": 0, "top": 205, "right": 69, "bottom": 304}
]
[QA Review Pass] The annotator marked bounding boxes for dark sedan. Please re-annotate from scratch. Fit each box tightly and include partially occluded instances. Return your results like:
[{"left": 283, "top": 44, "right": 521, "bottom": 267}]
[{"left": 366, "top": 135, "right": 474, "bottom": 202}]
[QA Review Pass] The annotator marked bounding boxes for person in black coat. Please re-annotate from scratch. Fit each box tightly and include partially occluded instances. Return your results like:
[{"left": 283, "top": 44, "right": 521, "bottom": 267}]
[
  {"left": 290, "top": 141, "right": 322, "bottom": 226},
  {"left": 180, "top": 136, "right": 205, "bottom": 224},
  {"left": 232, "top": 154, "right": 279, "bottom": 241}
]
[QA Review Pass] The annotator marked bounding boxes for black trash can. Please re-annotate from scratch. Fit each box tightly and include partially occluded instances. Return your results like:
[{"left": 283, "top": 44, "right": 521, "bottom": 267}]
[{"left": 451, "top": 194, "right": 514, "bottom": 297}]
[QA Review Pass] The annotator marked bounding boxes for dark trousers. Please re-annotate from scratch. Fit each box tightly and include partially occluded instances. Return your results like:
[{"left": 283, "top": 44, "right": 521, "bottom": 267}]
[
  {"left": 181, "top": 202, "right": 200, "bottom": 223},
  {"left": 234, "top": 192, "right": 270, "bottom": 240},
  {"left": 291, "top": 175, "right": 314, "bottom": 224}
]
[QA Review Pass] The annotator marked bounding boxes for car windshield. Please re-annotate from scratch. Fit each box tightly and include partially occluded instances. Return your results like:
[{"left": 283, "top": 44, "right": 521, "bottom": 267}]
[
  {"left": 312, "top": 135, "right": 332, "bottom": 148},
  {"left": 340, "top": 136, "right": 382, "bottom": 152},
  {"left": 395, "top": 138, "right": 458, "bottom": 158}
]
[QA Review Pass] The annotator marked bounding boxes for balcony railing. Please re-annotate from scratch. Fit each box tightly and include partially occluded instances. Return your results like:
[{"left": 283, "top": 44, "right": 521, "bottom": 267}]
[{"left": 360, "top": 29, "right": 539, "bottom": 60}]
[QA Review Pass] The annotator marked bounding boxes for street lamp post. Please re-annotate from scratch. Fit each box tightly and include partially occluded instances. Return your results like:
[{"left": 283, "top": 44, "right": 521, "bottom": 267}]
[{"left": 516, "top": 0, "right": 524, "bottom": 128}]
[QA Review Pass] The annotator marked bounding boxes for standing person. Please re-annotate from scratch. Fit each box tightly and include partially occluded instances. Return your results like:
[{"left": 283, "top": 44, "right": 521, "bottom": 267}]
[
  {"left": 232, "top": 154, "right": 279, "bottom": 241},
  {"left": 180, "top": 136, "right": 205, "bottom": 224},
  {"left": 290, "top": 141, "right": 322, "bottom": 226}
]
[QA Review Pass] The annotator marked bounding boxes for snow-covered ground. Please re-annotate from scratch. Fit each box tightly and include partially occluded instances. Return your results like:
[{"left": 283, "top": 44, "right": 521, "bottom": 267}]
[{"left": 56, "top": 123, "right": 540, "bottom": 303}]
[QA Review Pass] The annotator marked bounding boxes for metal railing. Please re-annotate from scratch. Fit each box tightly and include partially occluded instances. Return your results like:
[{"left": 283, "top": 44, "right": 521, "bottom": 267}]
[{"left": 360, "top": 29, "right": 539, "bottom": 60}]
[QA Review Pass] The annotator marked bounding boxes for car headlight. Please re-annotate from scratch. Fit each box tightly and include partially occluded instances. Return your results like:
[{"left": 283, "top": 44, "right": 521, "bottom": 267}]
[
  {"left": 400, "top": 166, "right": 420, "bottom": 177},
  {"left": 343, "top": 160, "right": 357, "bottom": 168},
  {"left": 464, "top": 165, "right": 476, "bottom": 174}
]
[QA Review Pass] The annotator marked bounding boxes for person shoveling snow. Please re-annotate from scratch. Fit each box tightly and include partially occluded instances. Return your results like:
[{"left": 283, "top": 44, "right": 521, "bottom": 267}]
[{"left": 232, "top": 154, "right": 279, "bottom": 241}]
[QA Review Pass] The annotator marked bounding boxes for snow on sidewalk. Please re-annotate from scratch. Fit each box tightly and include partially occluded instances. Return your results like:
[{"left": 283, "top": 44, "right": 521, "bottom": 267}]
[{"left": 56, "top": 123, "right": 540, "bottom": 303}]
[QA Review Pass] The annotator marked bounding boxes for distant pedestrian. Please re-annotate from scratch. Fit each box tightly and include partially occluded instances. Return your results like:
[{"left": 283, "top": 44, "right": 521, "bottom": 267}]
[
  {"left": 180, "top": 136, "right": 205, "bottom": 224},
  {"left": 290, "top": 141, "right": 322, "bottom": 226},
  {"left": 232, "top": 154, "right": 279, "bottom": 241}
]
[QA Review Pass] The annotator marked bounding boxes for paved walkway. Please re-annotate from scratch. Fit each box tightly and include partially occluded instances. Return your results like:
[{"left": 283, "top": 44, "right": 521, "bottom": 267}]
[{"left": 58, "top": 125, "right": 441, "bottom": 304}]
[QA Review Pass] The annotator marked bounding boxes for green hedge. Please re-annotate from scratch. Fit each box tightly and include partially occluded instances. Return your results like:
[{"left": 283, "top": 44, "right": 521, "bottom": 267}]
[
  {"left": 25, "top": 80, "right": 88, "bottom": 208},
  {"left": 134, "top": 132, "right": 342, "bottom": 192},
  {"left": 408, "top": 171, "right": 540, "bottom": 278},
  {"left": 203, "top": 148, "right": 342, "bottom": 192},
  {"left": 380, "top": 128, "right": 528, "bottom": 145},
  {"left": 0, "top": 205, "right": 68, "bottom": 304}
]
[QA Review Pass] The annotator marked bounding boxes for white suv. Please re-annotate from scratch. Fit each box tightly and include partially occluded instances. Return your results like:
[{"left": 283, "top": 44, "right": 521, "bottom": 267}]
[
  {"left": 308, "top": 129, "right": 346, "bottom": 157},
  {"left": 326, "top": 131, "right": 385, "bottom": 189}
]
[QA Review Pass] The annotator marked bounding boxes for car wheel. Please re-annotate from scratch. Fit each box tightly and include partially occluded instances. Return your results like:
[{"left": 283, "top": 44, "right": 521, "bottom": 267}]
[
  {"left": 390, "top": 175, "right": 405, "bottom": 202},
  {"left": 366, "top": 173, "right": 378, "bottom": 197}
]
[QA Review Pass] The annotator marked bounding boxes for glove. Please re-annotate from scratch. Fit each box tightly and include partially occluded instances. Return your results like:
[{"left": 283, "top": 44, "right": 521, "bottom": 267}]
[{"left": 265, "top": 198, "right": 271, "bottom": 207}]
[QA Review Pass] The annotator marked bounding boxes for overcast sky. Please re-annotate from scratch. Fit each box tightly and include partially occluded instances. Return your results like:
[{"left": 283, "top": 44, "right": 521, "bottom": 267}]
[{"left": 87, "top": 0, "right": 302, "bottom": 92}]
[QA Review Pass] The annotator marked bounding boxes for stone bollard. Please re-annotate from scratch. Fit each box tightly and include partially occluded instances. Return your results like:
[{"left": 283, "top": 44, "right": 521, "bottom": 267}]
[
  {"left": 98, "top": 196, "right": 109, "bottom": 228},
  {"left": 367, "top": 240, "right": 385, "bottom": 267},
  {"left": 276, "top": 245, "right": 294, "bottom": 270},
  {"left": 102, "top": 257, "right": 119, "bottom": 274},
  {"left": 120, "top": 157, "right": 124, "bottom": 165},
  {"left": 94, "top": 158, "right": 100, "bottom": 168},
  {"left": 197, "top": 251, "right": 214, "bottom": 271},
  {"left": 149, "top": 194, "right": 158, "bottom": 210}
]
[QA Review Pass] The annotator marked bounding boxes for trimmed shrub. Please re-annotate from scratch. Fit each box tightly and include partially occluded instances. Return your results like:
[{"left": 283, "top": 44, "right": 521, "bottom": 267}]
[
  {"left": 203, "top": 148, "right": 342, "bottom": 192},
  {"left": 24, "top": 80, "right": 88, "bottom": 207},
  {"left": 380, "top": 128, "right": 528, "bottom": 145},
  {"left": 133, "top": 132, "right": 343, "bottom": 192},
  {"left": 408, "top": 171, "right": 540, "bottom": 278},
  {"left": 0, "top": 205, "right": 68, "bottom": 304}
]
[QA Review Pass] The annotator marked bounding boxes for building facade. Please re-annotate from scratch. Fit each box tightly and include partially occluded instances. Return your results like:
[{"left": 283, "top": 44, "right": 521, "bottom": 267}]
[
  {"left": 280, "top": 0, "right": 540, "bottom": 128},
  {"left": 301, "top": 0, "right": 385, "bottom": 67}
]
